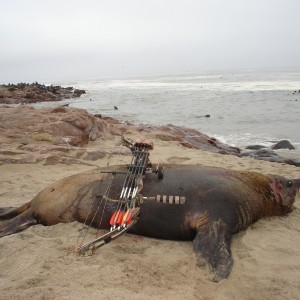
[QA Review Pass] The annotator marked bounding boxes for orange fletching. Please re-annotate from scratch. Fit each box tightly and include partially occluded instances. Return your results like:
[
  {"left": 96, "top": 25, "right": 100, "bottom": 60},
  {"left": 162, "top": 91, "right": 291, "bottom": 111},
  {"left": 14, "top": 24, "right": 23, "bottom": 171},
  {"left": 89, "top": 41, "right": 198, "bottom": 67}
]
[
  {"left": 121, "top": 210, "right": 132, "bottom": 226},
  {"left": 109, "top": 210, "right": 119, "bottom": 226},
  {"left": 116, "top": 211, "right": 125, "bottom": 225}
]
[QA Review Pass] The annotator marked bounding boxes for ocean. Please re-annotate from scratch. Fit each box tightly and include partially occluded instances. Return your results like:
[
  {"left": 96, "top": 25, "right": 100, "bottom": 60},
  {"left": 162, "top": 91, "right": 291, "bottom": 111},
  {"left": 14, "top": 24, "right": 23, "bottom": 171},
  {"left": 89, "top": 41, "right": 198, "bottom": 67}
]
[{"left": 38, "top": 70, "right": 300, "bottom": 150}]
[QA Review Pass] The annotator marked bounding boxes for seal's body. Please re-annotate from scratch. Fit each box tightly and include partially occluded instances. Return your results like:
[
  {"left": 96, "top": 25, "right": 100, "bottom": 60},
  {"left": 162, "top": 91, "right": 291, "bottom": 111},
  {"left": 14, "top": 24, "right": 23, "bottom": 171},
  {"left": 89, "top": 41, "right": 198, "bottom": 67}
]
[{"left": 1, "top": 165, "right": 299, "bottom": 281}]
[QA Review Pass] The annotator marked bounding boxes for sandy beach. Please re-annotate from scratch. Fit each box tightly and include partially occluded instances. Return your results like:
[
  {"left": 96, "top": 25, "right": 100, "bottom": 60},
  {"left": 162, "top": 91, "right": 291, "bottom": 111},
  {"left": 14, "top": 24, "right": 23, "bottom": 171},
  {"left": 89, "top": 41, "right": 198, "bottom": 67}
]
[
  {"left": 1, "top": 0, "right": 300, "bottom": 298},
  {"left": 1, "top": 132, "right": 300, "bottom": 300}
]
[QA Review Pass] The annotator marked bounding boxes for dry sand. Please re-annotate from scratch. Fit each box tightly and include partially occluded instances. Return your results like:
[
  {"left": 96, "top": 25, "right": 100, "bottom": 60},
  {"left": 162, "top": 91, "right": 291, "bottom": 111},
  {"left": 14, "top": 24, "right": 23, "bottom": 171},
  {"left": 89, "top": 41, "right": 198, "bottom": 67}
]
[{"left": 0, "top": 136, "right": 300, "bottom": 300}]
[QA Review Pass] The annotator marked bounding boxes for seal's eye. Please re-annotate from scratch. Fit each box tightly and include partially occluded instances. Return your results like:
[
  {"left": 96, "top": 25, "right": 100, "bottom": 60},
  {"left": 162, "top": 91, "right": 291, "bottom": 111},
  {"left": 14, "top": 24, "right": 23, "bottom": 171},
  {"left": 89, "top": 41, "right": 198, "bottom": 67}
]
[{"left": 287, "top": 181, "right": 293, "bottom": 188}]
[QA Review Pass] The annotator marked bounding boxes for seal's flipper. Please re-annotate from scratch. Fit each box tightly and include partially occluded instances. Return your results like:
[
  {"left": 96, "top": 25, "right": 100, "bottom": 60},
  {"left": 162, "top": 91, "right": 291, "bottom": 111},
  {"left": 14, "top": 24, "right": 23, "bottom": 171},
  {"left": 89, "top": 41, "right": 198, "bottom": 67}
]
[
  {"left": 0, "top": 202, "right": 31, "bottom": 220},
  {"left": 0, "top": 207, "right": 16, "bottom": 217},
  {"left": 0, "top": 208, "right": 37, "bottom": 238},
  {"left": 193, "top": 219, "right": 233, "bottom": 282}
]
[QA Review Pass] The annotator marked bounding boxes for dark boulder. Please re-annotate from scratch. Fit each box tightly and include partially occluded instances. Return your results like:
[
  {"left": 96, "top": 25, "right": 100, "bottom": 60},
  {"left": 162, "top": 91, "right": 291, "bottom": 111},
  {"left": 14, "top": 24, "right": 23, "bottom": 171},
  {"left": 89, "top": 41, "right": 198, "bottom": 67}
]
[
  {"left": 271, "top": 140, "right": 295, "bottom": 150},
  {"left": 73, "top": 89, "right": 86, "bottom": 97}
]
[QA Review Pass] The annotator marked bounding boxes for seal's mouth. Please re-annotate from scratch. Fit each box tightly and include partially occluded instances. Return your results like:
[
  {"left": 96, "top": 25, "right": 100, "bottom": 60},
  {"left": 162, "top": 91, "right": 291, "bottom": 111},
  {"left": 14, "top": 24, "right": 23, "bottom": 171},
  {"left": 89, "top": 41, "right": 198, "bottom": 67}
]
[
  {"left": 294, "top": 180, "right": 300, "bottom": 194},
  {"left": 276, "top": 179, "right": 300, "bottom": 214},
  {"left": 284, "top": 191, "right": 297, "bottom": 210},
  {"left": 288, "top": 181, "right": 300, "bottom": 205},
  {"left": 292, "top": 187, "right": 300, "bottom": 204},
  {"left": 282, "top": 205, "right": 294, "bottom": 215},
  {"left": 288, "top": 190, "right": 297, "bottom": 201}
]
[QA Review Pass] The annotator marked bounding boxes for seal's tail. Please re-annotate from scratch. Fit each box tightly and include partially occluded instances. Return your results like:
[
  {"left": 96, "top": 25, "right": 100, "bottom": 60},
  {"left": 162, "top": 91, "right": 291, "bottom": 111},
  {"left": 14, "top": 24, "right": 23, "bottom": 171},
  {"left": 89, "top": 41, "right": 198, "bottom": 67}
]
[
  {"left": 0, "top": 202, "right": 31, "bottom": 220},
  {"left": 0, "top": 208, "right": 37, "bottom": 238}
]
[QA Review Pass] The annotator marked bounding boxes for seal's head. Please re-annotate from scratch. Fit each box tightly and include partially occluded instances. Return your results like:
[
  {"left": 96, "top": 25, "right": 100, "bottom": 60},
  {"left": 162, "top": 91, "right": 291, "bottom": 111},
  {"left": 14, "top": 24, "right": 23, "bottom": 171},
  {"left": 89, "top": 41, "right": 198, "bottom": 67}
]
[{"left": 271, "top": 176, "right": 300, "bottom": 214}]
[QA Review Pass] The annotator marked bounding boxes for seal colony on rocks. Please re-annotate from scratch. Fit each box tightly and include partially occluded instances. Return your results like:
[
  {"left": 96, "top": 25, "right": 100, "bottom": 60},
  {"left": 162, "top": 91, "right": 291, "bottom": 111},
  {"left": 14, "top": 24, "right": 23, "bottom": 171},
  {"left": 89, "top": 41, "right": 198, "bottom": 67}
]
[
  {"left": 0, "top": 82, "right": 85, "bottom": 104},
  {"left": 0, "top": 140, "right": 299, "bottom": 282}
]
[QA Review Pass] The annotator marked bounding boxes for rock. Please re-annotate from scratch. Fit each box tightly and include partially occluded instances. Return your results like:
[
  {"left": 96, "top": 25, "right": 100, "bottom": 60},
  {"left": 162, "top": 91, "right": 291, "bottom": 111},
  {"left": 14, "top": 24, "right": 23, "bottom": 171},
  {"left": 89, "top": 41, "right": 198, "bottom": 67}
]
[
  {"left": 245, "top": 145, "right": 267, "bottom": 150},
  {"left": 73, "top": 89, "right": 86, "bottom": 97},
  {"left": 75, "top": 149, "right": 87, "bottom": 159},
  {"left": 0, "top": 153, "right": 42, "bottom": 164},
  {"left": 239, "top": 149, "right": 300, "bottom": 167},
  {"left": 44, "top": 155, "right": 62, "bottom": 165},
  {"left": 0, "top": 150, "right": 27, "bottom": 156},
  {"left": 0, "top": 83, "right": 86, "bottom": 104},
  {"left": 62, "top": 134, "right": 90, "bottom": 147},
  {"left": 39, "top": 145, "right": 73, "bottom": 154},
  {"left": 150, "top": 124, "right": 240, "bottom": 155},
  {"left": 179, "top": 141, "right": 194, "bottom": 148},
  {"left": 271, "top": 140, "right": 295, "bottom": 150},
  {"left": 20, "top": 154, "right": 41, "bottom": 164},
  {"left": 0, "top": 106, "right": 120, "bottom": 165},
  {"left": 240, "top": 149, "right": 278, "bottom": 158},
  {"left": 51, "top": 107, "right": 68, "bottom": 113},
  {"left": 155, "top": 133, "right": 180, "bottom": 142},
  {"left": 83, "top": 151, "right": 106, "bottom": 161},
  {"left": 0, "top": 105, "right": 298, "bottom": 167}
]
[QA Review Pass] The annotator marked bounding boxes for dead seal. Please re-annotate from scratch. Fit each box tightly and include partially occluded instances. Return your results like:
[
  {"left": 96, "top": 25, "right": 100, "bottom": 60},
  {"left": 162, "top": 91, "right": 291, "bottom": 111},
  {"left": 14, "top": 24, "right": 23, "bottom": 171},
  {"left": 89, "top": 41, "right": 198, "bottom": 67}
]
[{"left": 0, "top": 165, "right": 299, "bottom": 281}]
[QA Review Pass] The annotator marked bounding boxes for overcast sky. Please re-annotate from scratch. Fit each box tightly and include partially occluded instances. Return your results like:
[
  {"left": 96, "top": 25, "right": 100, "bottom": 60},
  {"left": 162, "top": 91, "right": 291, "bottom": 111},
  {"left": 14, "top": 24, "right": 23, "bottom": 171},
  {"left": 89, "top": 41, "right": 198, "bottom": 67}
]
[{"left": 1, "top": 0, "right": 300, "bottom": 83}]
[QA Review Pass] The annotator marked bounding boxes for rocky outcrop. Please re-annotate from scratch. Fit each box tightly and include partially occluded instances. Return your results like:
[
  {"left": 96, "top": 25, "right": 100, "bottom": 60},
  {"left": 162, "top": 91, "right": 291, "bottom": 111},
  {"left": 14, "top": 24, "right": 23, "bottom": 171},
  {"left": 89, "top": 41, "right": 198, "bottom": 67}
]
[
  {"left": 243, "top": 140, "right": 299, "bottom": 167},
  {"left": 0, "top": 105, "right": 298, "bottom": 167},
  {"left": 0, "top": 105, "right": 241, "bottom": 166},
  {"left": 239, "top": 149, "right": 300, "bottom": 167},
  {"left": 140, "top": 124, "right": 240, "bottom": 155},
  {"left": 0, "top": 106, "right": 114, "bottom": 146},
  {"left": 0, "top": 82, "right": 85, "bottom": 104},
  {"left": 0, "top": 106, "right": 119, "bottom": 165}
]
